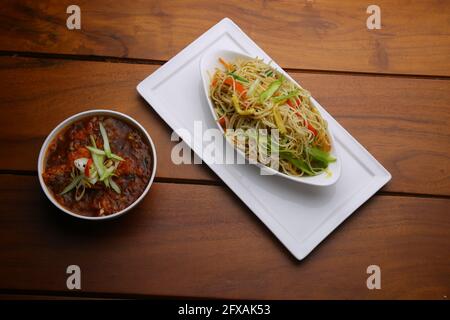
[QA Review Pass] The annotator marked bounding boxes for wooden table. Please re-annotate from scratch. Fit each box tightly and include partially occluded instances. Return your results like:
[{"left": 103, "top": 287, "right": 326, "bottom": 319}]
[{"left": 0, "top": 0, "right": 449, "bottom": 300}]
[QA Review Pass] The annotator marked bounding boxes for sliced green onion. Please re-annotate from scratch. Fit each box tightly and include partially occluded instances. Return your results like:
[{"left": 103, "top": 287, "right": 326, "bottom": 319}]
[
  {"left": 247, "top": 78, "right": 261, "bottom": 96},
  {"left": 307, "top": 147, "right": 336, "bottom": 165},
  {"left": 75, "top": 182, "right": 86, "bottom": 201},
  {"left": 87, "top": 146, "right": 124, "bottom": 162},
  {"left": 260, "top": 76, "right": 284, "bottom": 103},
  {"left": 265, "top": 69, "right": 273, "bottom": 77},
  {"left": 67, "top": 126, "right": 124, "bottom": 197},
  {"left": 92, "top": 153, "right": 105, "bottom": 177},
  {"left": 60, "top": 175, "right": 83, "bottom": 195},
  {"left": 99, "top": 165, "right": 115, "bottom": 181},
  {"left": 272, "top": 90, "right": 300, "bottom": 103},
  {"left": 87, "top": 143, "right": 106, "bottom": 179},
  {"left": 279, "top": 152, "right": 314, "bottom": 176},
  {"left": 103, "top": 177, "right": 110, "bottom": 188},
  {"left": 109, "top": 178, "right": 121, "bottom": 194},
  {"left": 86, "top": 146, "right": 105, "bottom": 155},
  {"left": 110, "top": 153, "right": 124, "bottom": 161},
  {"left": 273, "top": 106, "right": 286, "bottom": 135},
  {"left": 227, "top": 72, "right": 249, "bottom": 83},
  {"left": 99, "top": 122, "right": 112, "bottom": 158},
  {"left": 90, "top": 135, "right": 97, "bottom": 148}
]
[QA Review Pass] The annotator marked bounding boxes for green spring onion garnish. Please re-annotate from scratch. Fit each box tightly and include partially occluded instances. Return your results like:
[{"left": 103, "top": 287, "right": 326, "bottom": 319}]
[{"left": 60, "top": 122, "right": 124, "bottom": 200}]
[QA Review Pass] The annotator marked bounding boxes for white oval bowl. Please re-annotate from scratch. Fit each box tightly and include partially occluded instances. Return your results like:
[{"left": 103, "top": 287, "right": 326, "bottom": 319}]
[
  {"left": 200, "top": 49, "right": 341, "bottom": 186},
  {"left": 38, "top": 109, "right": 157, "bottom": 220}
]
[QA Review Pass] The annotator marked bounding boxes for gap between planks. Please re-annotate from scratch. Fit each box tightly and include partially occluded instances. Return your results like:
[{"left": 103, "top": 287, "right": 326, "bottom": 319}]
[
  {"left": 1, "top": 170, "right": 449, "bottom": 200},
  {"left": 1, "top": 50, "right": 450, "bottom": 81}
]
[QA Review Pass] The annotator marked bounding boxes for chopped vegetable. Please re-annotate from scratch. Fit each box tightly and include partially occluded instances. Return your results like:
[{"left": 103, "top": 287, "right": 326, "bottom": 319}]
[
  {"left": 74, "top": 158, "right": 89, "bottom": 173},
  {"left": 306, "top": 122, "right": 317, "bottom": 136},
  {"left": 88, "top": 136, "right": 103, "bottom": 176},
  {"left": 287, "top": 97, "right": 302, "bottom": 108},
  {"left": 75, "top": 183, "right": 85, "bottom": 201},
  {"left": 232, "top": 94, "right": 255, "bottom": 116},
  {"left": 92, "top": 153, "right": 105, "bottom": 177},
  {"left": 99, "top": 160, "right": 119, "bottom": 181},
  {"left": 60, "top": 175, "right": 83, "bottom": 195},
  {"left": 224, "top": 77, "right": 246, "bottom": 98},
  {"left": 279, "top": 152, "right": 314, "bottom": 176},
  {"left": 86, "top": 146, "right": 124, "bottom": 161},
  {"left": 285, "top": 97, "right": 317, "bottom": 136},
  {"left": 109, "top": 154, "right": 124, "bottom": 161},
  {"left": 218, "top": 116, "right": 227, "bottom": 129},
  {"left": 86, "top": 145, "right": 104, "bottom": 156},
  {"left": 100, "top": 165, "right": 115, "bottom": 181},
  {"left": 260, "top": 76, "right": 284, "bottom": 102},
  {"left": 307, "top": 147, "right": 336, "bottom": 165},
  {"left": 227, "top": 71, "right": 249, "bottom": 83},
  {"left": 211, "top": 71, "right": 219, "bottom": 87},
  {"left": 273, "top": 90, "right": 300, "bottom": 103},
  {"left": 219, "top": 57, "right": 233, "bottom": 71},
  {"left": 85, "top": 127, "right": 125, "bottom": 192},
  {"left": 247, "top": 78, "right": 261, "bottom": 96},
  {"left": 273, "top": 106, "right": 286, "bottom": 134},
  {"left": 90, "top": 135, "right": 97, "bottom": 148},
  {"left": 109, "top": 178, "right": 121, "bottom": 194},
  {"left": 99, "top": 122, "right": 111, "bottom": 158},
  {"left": 84, "top": 158, "right": 93, "bottom": 177},
  {"left": 104, "top": 176, "right": 110, "bottom": 188}
]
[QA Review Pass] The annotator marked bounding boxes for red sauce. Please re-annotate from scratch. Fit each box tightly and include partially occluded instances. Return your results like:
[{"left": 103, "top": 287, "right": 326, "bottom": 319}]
[{"left": 43, "top": 116, "right": 152, "bottom": 217}]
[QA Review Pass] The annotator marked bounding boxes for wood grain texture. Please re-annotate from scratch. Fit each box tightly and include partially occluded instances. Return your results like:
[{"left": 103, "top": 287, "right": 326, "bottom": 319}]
[
  {"left": 0, "top": 56, "right": 449, "bottom": 195},
  {"left": 1, "top": 0, "right": 450, "bottom": 76},
  {"left": 0, "top": 175, "right": 448, "bottom": 299},
  {"left": 0, "top": 57, "right": 214, "bottom": 182}
]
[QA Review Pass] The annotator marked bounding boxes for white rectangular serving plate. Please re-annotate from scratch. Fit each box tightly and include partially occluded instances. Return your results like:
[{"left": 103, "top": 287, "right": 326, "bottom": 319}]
[{"left": 137, "top": 18, "right": 391, "bottom": 260}]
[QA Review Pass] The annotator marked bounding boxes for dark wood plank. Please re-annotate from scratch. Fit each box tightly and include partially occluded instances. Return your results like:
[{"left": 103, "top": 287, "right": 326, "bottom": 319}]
[
  {"left": 298, "top": 73, "right": 450, "bottom": 196},
  {"left": 0, "top": 57, "right": 214, "bottom": 182},
  {"left": 0, "top": 175, "right": 448, "bottom": 299},
  {"left": 1, "top": 0, "right": 449, "bottom": 76},
  {"left": 1, "top": 56, "right": 449, "bottom": 195}
]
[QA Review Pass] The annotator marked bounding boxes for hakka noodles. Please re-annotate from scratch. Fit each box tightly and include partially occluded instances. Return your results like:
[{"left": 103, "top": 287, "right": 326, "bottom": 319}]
[{"left": 209, "top": 57, "right": 335, "bottom": 177}]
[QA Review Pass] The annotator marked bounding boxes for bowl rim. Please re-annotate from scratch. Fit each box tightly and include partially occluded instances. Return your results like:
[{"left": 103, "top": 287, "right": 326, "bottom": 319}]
[
  {"left": 37, "top": 109, "right": 157, "bottom": 221},
  {"left": 199, "top": 49, "right": 341, "bottom": 186}
]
